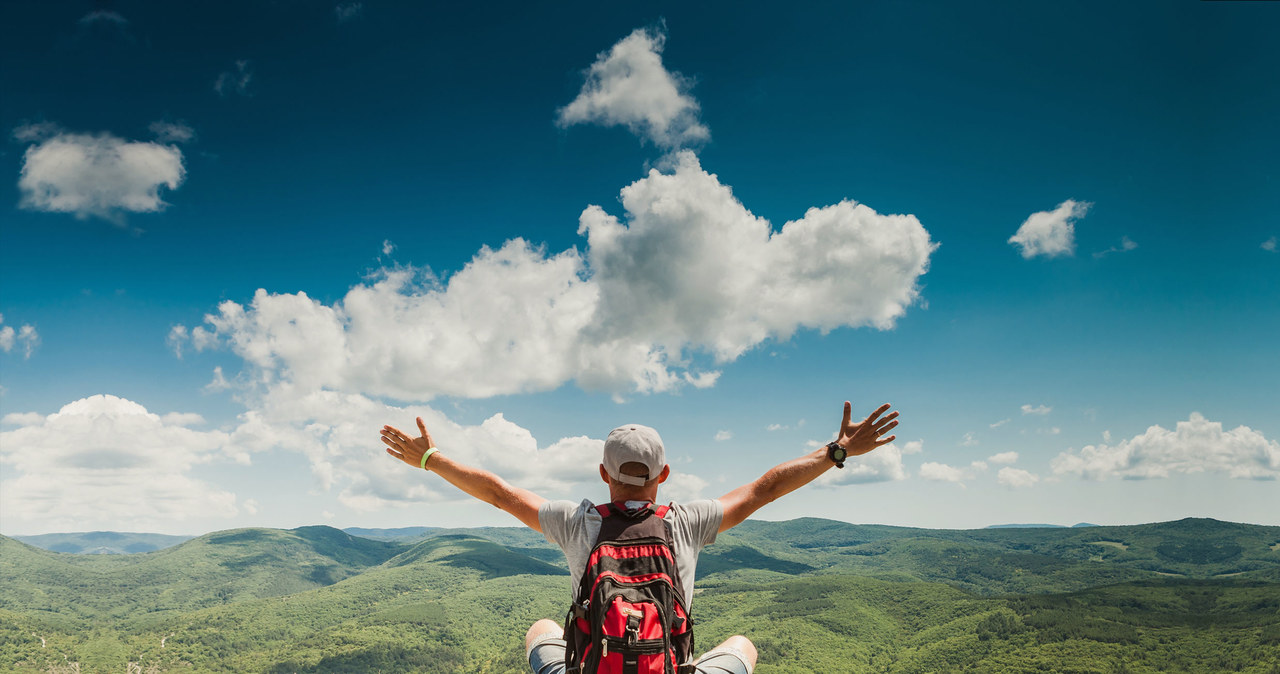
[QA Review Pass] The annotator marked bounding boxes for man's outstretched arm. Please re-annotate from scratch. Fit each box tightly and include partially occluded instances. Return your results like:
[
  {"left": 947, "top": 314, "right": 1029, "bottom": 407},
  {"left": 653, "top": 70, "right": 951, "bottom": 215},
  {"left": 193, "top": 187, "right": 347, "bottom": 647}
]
[
  {"left": 382, "top": 417, "right": 547, "bottom": 532},
  {"left": 717, "top": 401, "right": 898, "bottom": 533}
]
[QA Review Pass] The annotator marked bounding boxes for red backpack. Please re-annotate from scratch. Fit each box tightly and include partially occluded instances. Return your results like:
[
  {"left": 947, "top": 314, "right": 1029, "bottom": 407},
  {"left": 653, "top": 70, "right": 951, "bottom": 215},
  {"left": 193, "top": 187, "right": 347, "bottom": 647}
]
[{"left": 563, "top": 502, "right": 694, "bottom": 674}]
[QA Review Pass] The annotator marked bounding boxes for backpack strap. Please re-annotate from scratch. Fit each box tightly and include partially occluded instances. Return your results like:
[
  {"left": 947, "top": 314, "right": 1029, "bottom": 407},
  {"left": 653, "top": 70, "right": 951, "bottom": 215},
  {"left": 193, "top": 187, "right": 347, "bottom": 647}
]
[{"left": 595, "top": 501, "right": 671, "bottom": 518}]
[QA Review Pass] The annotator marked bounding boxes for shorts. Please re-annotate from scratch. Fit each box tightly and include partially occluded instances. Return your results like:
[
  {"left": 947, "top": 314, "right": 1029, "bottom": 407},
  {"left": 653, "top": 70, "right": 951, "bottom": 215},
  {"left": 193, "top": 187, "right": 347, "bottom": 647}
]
[{"left": 528, "top": 635, "right": 752, "bottom": 674}]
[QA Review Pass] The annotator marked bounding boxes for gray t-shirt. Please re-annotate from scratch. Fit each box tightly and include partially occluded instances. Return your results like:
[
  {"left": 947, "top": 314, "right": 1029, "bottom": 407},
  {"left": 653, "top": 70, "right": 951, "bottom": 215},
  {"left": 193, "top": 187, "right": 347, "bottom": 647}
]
[{"left": 538, "top": 498, "right": 723, "bottom": 609}]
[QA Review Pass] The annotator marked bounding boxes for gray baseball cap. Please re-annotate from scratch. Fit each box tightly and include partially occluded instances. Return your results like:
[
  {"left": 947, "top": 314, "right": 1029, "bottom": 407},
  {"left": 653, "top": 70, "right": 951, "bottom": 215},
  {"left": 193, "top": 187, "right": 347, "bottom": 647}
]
[{"left": 603, "top": 424, "right": 666, "bottom": 486}]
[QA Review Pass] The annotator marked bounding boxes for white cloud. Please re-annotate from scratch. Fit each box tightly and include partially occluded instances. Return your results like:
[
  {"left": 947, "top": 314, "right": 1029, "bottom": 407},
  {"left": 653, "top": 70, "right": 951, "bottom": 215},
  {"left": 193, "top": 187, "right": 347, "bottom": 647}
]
[
  {"left": 215, "top": 60, "right": 253, "bottom": 97},
  {"left": 149, "top": 121, "right": 195, "bottom": 144},
  {"left": 714, "top": 430, "right": 732, "bottom": 442},
  {"left": 210, "top": 386, "right": 622, "bottom": 513},
  {"left": 901, "top": 440, "right": 923, "bottom": 455},
  {"left": 0, "top": 314, "right": 39, "bottom": 359},
  {"left": 960, "top": 432, "right": 978, "bottom": 446},
  {"left": 1051, "top": 413, "right": 1280, "bottom": 480},
  {"left": 990, "top": 418, "right": 1010, "bottom": 429},
  {"left": 12, "top": 122, "right": 60, "bottom": 143},
  {"left": 205, "top": 366, "right": 232, "bottom": 393},
  {"left": 557, "top": 27, "right": 709, "bottom": 150},
  {"left": 16, "top": 129, "right": 186, "bottom": 223},
  {"left": 335, "top": 2, "right": 364, "bottom": 23},
  {"left": 1, "top": 412, "right": 45, "bottom": 426},
  {"left": 918, "top": 460, "right": 989, "bottom": 486},
  {"left": 168, "top": 325, "right": 189, "bottom": 358},
  {"left": 1021, "top": 404, "right": 1051, "bottom": 416},
  {"left": 997, "top": 467, "right": 1039, "bottom": 488},
  {"left": 766, "top": 423, "right": 786, "bottom": 431},
  {"left": 663, "top": 472, "right": 710, "bottom": 503},
  {"left": 919, "top": 462, "right": 969, "bottom": 484},
  {"left": 988, "top": 451, "right": 1019, "bottom": 465},
  {"left": 184, "top": 151, "right": 935, "bottom": 399},
  {"left": 1263, "top": 236, "right": 1277, "bottom": 253},
  {"left": 381, "top": 239, "right": 396, "bottom": 256},
  {"left": 815, "top": 442, "right": 908, "bottom": 487},
  {"left": 579, "top": 151, "right": 936, "bottom": 372},
  {"left": 0, "top": 395, "right": 243, "bottom": 532},
  {"left": 1008, "top": 200, "right": 1089, "bottom": 259},
  {"left": 1093, "top": 236, "right": 1137, "bottom": 259}
]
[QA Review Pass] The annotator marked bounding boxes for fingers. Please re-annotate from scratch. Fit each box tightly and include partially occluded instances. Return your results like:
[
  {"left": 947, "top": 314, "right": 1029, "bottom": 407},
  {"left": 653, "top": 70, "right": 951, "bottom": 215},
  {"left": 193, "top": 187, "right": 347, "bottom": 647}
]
[
  {"left": 842, "top": 401, "right": 852, "bottom": 429},
  {"left": 417, "top": 416, "right": 428, "bottom": 436},
  {"left": 874, "top": 414, "right": 899, "bottom": 434},
  {"left": 381, "top": 425, "right": 405, "bottom": 445},
  {"left": 865, "top": 403, "right": 892, "bottom": 424},
  {"left": 875, "top": 434, "right": 897, "bottom": 446}
]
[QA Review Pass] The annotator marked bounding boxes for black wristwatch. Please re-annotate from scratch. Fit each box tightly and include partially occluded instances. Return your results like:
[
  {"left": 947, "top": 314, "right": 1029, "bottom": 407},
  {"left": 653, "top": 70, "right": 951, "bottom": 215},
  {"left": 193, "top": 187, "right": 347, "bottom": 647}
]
[{"left": 826, "top": 441, "right": 847, "bottom": 468}]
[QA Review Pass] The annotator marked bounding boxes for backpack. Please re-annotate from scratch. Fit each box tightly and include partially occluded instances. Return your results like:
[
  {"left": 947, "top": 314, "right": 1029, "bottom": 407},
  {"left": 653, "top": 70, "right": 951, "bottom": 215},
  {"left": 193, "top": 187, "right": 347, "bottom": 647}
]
[{"left": 563, "top": 502, "right": 695, "bottom": 674}]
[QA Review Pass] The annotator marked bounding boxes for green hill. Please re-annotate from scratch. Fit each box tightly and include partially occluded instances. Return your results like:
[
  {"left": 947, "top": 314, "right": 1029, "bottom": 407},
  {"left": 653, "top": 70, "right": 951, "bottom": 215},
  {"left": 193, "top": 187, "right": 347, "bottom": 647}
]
[
  {"left": 1, "top": 517, "right": 1278, "bottom": 672},
  {"left": 12, "top": 531, "right": 193, "bottom": 555},
  {"left": 0, "top": 526, "right": 406, "bottom": 626}
]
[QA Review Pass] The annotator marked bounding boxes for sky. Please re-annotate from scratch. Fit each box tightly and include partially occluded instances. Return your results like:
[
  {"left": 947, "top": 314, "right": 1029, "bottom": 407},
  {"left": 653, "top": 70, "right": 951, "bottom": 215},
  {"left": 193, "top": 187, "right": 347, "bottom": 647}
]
[{"left": 1, "top": 0, "right": 1277, "bottom": 537}]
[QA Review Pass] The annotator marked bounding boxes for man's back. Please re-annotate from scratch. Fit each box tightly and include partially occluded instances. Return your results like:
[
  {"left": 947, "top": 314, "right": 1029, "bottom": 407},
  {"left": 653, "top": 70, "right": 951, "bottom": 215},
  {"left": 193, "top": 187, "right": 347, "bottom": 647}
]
[{"left": 538, "top": 498, "right": 723, "bottom": 609}]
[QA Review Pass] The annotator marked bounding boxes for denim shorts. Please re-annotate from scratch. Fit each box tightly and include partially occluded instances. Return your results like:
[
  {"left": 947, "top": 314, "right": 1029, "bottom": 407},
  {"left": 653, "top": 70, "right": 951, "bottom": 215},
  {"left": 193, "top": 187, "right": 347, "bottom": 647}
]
[{"left": 528, "top": 636, "right": 752, "bottom": 674}]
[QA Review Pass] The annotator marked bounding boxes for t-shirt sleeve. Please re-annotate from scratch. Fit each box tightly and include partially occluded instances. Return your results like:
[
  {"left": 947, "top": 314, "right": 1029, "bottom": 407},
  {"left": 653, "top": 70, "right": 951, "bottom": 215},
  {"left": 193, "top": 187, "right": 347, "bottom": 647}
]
[
  {"left": 670, "top": 498, "right": 723, "bottom": 548},
  {"left": 539, "top": 499, "right": 588, "bottom": 547}
]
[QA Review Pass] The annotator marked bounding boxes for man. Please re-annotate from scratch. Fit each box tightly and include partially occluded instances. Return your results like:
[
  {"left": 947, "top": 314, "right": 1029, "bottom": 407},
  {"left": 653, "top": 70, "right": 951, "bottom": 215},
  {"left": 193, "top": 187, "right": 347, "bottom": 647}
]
[{"left": 381, "top": 401, "right": 898, "bottom": 674}]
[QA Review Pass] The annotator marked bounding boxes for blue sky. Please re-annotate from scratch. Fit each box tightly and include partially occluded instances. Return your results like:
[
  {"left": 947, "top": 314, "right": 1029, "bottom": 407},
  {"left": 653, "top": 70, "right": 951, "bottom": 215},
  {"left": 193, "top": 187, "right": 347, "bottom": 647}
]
[{"left": 1, "top": 1, "right": 1277, "bottom": 536}]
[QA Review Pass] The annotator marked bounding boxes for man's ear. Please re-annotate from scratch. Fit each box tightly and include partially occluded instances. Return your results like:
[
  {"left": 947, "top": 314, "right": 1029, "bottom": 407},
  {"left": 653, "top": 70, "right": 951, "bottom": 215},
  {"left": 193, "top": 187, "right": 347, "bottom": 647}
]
[
  {"left": 600, "top": 464, "right": 611, "bottom": 485},
  {"left": 657, "top": 465, "right": 670, "bottom": 484}
]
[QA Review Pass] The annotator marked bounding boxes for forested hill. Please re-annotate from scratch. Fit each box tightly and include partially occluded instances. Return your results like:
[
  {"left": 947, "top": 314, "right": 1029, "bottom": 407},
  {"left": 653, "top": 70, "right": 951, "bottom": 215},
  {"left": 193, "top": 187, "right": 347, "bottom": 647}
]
[{"left": 2, "top": 518, "right": 1278, "bottom": 672}]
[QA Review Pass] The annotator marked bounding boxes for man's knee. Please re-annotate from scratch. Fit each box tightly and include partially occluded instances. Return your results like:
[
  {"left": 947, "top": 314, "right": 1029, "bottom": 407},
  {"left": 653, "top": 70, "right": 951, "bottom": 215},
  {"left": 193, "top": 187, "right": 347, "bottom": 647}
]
[
  {"left": 525, "top": 618, "right": 562, "bottom": 652},
  {"left": 721, "top": 635, "right": 757, "bottom": 668}
]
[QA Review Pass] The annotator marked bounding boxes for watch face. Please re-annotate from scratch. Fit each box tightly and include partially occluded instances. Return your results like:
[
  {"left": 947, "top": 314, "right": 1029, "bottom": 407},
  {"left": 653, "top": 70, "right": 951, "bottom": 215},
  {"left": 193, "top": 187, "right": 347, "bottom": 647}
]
[{"left": 834, "top": 448, "right": 847, "bottom": 460}]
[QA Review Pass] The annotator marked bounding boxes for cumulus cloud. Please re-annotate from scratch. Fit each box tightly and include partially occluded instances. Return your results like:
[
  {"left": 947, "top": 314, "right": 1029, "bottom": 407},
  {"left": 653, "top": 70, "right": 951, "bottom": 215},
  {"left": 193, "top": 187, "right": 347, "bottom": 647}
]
[
  {"left": 0, "top": 395, "right": 243, "bottom": 532},
  {"left": 381, "top": 239, "right": 396, "bottom": 256},
  {"left": 557, "top": 27, "right": 709, "bottom": 149},
  {"left": 988, "top": 451, "right": 1019, "bottom": 465},
  {"left": 215, "top": 60, "right": 253, "bottom": 97},
  {"left": 1051, "top": 413, "right": 1280, "bottom": 480},
  {"left": 714, "top": 430, "right": 732, "bottom": 442},
  {"left": 1008, "top": 200, "right": 1089, "bottom": 259},
  {"left": 182, "top": 151, "right": 935, "bottom": 400},
  {"left": 815, "top": 441, "right": 908, "bottom": 487},
  {"left": 0, "top": 314, "right": 39, "bottom": 359},
  {"left": 918, "top": 460, "right": 989, "bottom": 486},
  {"left": 997, "top": 467, "right": 1039, "bottom": 488},
  {"left": 919, "top": 462, "right": 969, "bottom": 484},
  {"left": 1263, "top": 236, "right": 1277, "bottom": 253},
  {"left": 12, "top": 122, "right": 60, "bottom": 143},
  {"left": 1093, "top": 236, "right": 1137, "bottom": 259},
  {"left": 900, "top": 440, "right": 923, "bottom": 455},
  {"left": 217, "top": 386, "right": 652, "bottom": 512},
  {"left": 16, "top": 128, "right": 186, "bottom": 223},
  {"left": 1021, "top": 404, "right": 1051, "bottom": 416}
]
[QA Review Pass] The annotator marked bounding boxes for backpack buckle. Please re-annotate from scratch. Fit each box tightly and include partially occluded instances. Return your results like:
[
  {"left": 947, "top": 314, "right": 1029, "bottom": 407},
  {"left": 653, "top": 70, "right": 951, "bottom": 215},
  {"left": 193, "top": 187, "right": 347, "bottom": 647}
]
[{"left": 625, "top": 612, "right": 641, "bottom": 646}]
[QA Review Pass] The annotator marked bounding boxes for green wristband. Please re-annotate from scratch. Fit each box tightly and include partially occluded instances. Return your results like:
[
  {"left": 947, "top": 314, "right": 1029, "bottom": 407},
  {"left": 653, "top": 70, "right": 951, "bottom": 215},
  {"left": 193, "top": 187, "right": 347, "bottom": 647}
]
[{"left": 420, "top": 447, "right": 439, "bottom": 470}]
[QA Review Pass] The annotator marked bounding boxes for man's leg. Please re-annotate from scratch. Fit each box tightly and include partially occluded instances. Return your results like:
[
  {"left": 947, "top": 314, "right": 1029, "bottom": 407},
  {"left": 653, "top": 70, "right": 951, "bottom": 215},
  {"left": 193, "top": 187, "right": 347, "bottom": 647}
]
[
  {"left": 695, "top": 635, "right": 757, "bottom": 674},
  {"left": 525, "top": 619, "right": 567, "bottom": 674}
]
